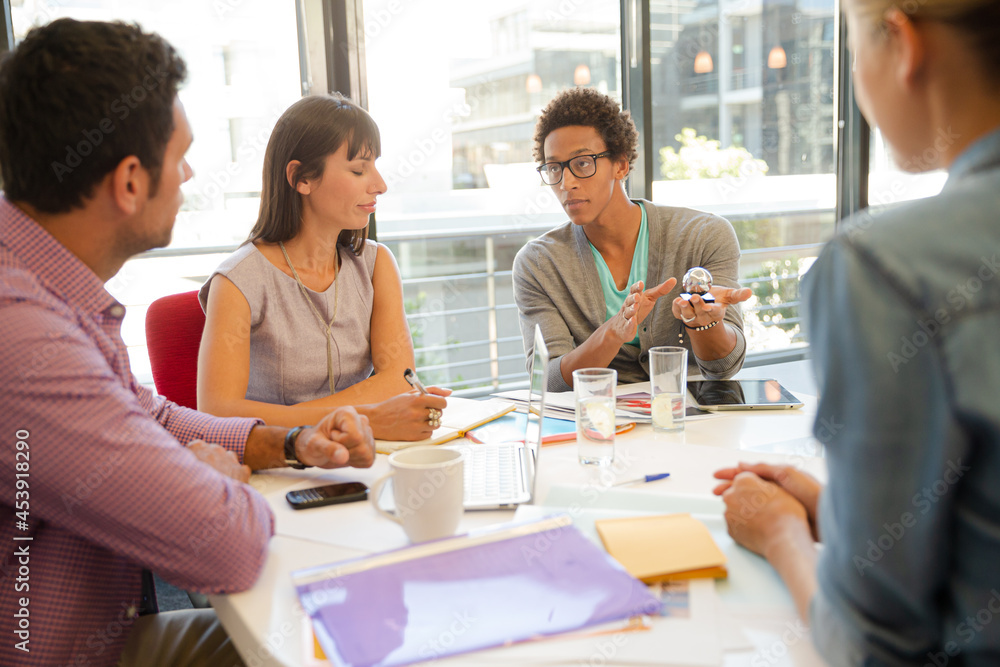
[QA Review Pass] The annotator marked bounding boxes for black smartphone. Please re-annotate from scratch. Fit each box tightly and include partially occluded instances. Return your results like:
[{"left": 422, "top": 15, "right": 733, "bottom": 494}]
[{"left": 286, "top": 482, "right": 368, "bottom": 510}]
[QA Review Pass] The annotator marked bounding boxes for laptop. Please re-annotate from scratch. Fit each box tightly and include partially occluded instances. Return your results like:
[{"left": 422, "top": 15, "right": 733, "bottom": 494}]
[{"left": 445, "top": 325, "right": 549, "bottom": 510}]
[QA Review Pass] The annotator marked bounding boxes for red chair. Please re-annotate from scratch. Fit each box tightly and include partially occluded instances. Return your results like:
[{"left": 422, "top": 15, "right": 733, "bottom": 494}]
[{"left": 144, "top": 290, "right": 205, "bottom": 410}]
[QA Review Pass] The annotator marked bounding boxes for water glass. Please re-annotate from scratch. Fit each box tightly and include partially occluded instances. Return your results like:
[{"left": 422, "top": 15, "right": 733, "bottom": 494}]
[
  {"left": 573, "top": 368, "right": 617, "bottom": 466},
  {"left": 649, "top": 347, "right": 688, "bottom": 432}
]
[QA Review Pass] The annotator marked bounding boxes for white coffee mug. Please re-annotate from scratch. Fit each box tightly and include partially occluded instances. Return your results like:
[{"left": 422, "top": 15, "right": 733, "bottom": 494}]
[{"left": 369, "top": 446, "right": 465, "bottom": 543}]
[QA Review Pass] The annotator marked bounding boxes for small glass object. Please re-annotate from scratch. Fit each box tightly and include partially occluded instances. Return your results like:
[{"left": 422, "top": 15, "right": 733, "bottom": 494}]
[{"left": 680, "top": 267, "right": 716, "bottom": 303}]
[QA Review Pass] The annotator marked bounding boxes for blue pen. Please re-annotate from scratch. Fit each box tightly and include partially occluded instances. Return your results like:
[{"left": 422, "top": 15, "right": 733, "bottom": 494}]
[{"left": 612, "top": 473, "right": 671, "bottom": 487}]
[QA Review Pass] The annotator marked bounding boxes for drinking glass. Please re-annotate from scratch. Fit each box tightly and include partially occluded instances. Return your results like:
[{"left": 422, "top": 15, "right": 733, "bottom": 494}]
[
  {"left": 649, "top": 346, "right": 688, "bottom": 432},
  {"left": 573, "top": 368, "right": 617, "bottom": 466}
]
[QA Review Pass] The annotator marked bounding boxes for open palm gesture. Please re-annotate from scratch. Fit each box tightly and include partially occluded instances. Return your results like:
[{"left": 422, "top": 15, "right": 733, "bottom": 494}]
[{"left": 610, "top": 278, "right": 677, "bottom": 342}]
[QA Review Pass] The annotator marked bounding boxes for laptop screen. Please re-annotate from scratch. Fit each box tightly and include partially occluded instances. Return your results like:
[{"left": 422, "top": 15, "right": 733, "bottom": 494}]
[{"left": 523, "top": 325, "right": 549, "bottom": 495}]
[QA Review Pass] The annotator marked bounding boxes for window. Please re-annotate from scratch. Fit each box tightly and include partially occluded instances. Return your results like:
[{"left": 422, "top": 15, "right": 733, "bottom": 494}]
[
  {"left": 363, "top": 0, "right": 622, "bottom": 392},
  {"left": 650, "top": 0, "right": 838, "bottom": 353},
  {"left": 868, "top": 128, "right": 946, "bottom": 212},
  {"left": 9, "top": 0, "right": 303, "bottom": 381},
  {"left": 3, "top": 0, "right": 875, "bottom": 394}
]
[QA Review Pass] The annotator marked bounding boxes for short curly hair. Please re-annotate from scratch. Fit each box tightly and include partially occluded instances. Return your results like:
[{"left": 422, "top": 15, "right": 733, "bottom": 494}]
[
  {"left": 533, "top": 88, "right": 638, "bottom": 169},
  {"left": 0, "top": 19, "right": 187, "bottom": 213}
]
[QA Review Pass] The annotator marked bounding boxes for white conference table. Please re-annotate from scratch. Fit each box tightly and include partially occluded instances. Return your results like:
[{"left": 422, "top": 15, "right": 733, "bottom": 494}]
[{"left": 212, "top": 389, "right": 828, "bottom": 667}]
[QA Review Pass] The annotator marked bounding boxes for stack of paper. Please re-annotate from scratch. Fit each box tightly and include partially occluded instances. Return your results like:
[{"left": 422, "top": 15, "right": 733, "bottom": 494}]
[
  {"left": 494, "top": 385, "right": 650, "bottom": 423},
  {"left": 374, "top": 397, "right": 515, "bottom": 454},
  {"left": 595, "top": 513, "right": 728, "bottom": 583}
]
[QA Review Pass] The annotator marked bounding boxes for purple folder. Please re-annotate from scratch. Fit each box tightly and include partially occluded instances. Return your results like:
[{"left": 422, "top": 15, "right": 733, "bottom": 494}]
[{"left": 292, "top": 514, "right": 658, "bottom": 667}]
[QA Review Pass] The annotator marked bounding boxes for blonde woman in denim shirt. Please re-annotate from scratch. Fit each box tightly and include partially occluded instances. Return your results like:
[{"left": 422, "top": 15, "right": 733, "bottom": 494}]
[{"left": 712, "top": 1, "right": 1000, "bottom": 664}]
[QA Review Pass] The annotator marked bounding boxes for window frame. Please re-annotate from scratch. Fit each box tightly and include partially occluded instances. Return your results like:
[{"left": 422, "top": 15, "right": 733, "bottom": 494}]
[{"left": 1, "top": 0, "right": 12, "bottom": 54}]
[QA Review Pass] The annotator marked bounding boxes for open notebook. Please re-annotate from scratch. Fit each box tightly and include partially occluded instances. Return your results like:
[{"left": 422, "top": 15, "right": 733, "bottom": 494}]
[{"left": 374, "top": 397, "right": 515, "bottom": 454}]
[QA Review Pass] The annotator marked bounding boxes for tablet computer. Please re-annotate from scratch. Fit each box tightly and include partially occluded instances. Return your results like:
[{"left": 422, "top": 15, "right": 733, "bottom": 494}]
[{"left": 687, "top": 379, "right": 803, "bottom": 411}]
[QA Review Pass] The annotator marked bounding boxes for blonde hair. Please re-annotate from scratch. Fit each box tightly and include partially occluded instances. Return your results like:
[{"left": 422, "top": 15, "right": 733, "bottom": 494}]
[
  {"left": 849, "top": 0, "right": 1000, "bottom": 85},
  {"left": 852, "top": 0, "right": 990, "bottom": 22}
]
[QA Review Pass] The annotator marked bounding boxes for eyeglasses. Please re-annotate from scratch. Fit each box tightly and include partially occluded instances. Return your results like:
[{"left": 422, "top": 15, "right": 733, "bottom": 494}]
[{"left": 536, "top": 152, "right": 612, "bottom": 185}]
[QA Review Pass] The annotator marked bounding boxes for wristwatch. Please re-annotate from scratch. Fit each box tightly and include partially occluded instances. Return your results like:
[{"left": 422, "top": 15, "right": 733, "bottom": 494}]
[{"left": 283, "top": 425, "right": 313, "bottom": 469}]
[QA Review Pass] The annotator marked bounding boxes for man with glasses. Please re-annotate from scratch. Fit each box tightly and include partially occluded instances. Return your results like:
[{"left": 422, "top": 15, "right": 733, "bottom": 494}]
[{"left": 513, "top": 87, "right": 751, "bottom": 391}]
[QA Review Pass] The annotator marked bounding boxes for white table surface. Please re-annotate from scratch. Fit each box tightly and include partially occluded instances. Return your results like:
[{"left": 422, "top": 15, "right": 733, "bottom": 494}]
[{"left": 211, "top": 392, "right": 828, "bottom": 667}]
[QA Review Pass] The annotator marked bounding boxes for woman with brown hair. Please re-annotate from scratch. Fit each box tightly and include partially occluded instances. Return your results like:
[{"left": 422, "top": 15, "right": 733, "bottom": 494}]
[
  {"left": 198, "top": 94, "right": 447, "bottom": 441},
  {"left": 712, "top": 0, "right": 1000, "bottom": 663}
]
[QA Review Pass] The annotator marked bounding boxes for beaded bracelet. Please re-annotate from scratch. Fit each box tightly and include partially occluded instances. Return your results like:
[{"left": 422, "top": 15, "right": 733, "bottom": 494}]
[{"left": 683, "top": 319, "right": 720, "bottom": 332}]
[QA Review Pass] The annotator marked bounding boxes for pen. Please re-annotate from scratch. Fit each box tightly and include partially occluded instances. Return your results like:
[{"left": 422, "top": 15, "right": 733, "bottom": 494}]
[
  {"left": 612, "top": 473, "right": 670, "bottom": 487},
  {"left": 403, "top": 368, "right": 428, "bottom": 395}
]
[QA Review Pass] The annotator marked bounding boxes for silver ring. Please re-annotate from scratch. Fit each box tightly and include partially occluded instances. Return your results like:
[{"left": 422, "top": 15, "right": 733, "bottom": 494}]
[{"left": 682, "top": 314, "right": 696, "bottom": 323}]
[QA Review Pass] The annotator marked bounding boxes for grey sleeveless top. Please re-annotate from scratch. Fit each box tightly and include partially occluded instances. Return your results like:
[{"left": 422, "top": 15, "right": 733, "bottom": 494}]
[{"left": 198, "top": 241, "right": 378, "bottom": 405}]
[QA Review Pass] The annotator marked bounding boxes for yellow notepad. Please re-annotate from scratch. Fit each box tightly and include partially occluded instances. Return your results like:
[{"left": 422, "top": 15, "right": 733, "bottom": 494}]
[
  {"left": 594, "top": 513, "right": 728, "bottom": 583},
  {"left": 374, "top": 397, "right": 516, "bottom": 454}
]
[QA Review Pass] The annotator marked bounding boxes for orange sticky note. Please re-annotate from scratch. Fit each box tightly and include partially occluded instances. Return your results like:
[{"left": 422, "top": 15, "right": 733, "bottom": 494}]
[{"left": 595, "top": 513, "right": 727, "bottom": 583}]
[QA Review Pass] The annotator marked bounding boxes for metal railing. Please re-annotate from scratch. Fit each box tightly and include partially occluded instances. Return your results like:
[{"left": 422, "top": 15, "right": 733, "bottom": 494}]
[{"left": 382, "top": 227, "right": 827, "bottom": 396}]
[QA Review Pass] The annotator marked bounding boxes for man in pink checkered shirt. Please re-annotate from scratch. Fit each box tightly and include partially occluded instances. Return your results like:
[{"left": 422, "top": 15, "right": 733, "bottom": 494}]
[{"left": 0, "top": 19, "right": 376, "bottom": 666}]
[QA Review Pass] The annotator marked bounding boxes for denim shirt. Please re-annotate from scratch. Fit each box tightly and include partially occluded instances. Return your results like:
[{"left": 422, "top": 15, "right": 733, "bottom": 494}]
[{"left": 804, "top": 128, "right": 1000, "bottom": 666}]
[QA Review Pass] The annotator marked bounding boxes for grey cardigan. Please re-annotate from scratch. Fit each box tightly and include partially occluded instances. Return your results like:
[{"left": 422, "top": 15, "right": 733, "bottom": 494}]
[{"left": 513, "top": 200, "right": 747, "bottom": 391}]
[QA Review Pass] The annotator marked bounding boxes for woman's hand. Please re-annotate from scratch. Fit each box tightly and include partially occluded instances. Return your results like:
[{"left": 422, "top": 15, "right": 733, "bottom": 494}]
[
  {"left": 609, "top": 278, "right": 677, "bottom": 343},
  {"left": 714, "top": 462, "right": 824, "bottom": 540},
  {"left": 716, "top": 471, "right": 812, "bottom": 558},
  {"left": 364, "top": 387, "right": 451, "bottom": 441},
  {"left": 672, "top": 286, "right": 752, "bottom": 329}
]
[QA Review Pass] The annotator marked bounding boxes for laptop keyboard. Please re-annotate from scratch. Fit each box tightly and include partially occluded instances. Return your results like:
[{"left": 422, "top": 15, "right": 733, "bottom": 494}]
[{"left": 452, "top": 443, "right": 522, "bottom": 506}]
